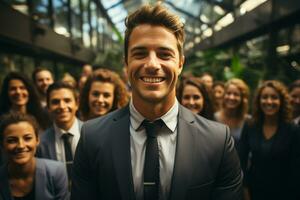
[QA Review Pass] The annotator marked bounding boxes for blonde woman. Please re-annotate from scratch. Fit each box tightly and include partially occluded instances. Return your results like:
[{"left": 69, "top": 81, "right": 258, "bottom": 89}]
[{"left": 214, "top": 78, "right": 250, "bottom": 145}]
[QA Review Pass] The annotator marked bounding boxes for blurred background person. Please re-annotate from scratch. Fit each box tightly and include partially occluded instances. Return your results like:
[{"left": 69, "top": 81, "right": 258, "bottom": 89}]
[
  {"left": 78, "top": 64, "right": 93, "bottom": 93},
  {"left": 0, "top": 72, "right": 51, "bottom": 131},
  {"left": 81, "top": 64, "right": 93, "bottom": 77},
  {"left": 289, "top": 79, "right": 300, "bottom": 125},
  {"left": 177, "top": 77, "right": 214, "bottom": 120},
  {"left": 199, "top": 72, "right": 214, "bottom": 92},
  {"left": 79, "top": 68, "right": 129, "bottom": 121},
  {"left": 78, "top": 75, "right": 88, "bottom": 93},
  {"left": 61, "top": 73, "right": 77, "bottom": 89},
  {"left": 32, "top": 67, "right": 54, "bottom": 107},
  {"left": 238, "top": 80, "right": 300, "bottom": 200},
  {"left": 214, "top": 78, "right": 250, "bottom": 145},
  {"left": 0, "top": 112, "right": 69, "bottom": 200},
  {"left": 212, "top": 81, "right": 225, "bottom": 112},
  {"left": 37, "top": 82, "right": 82, "bottom": 185}
]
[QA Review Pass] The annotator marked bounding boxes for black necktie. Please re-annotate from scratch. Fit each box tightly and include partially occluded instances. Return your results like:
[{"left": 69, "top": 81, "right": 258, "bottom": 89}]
[
  {"left": 142, "top": 119, "right": 164, "bottom": 200},
  {"left": 61, "top": 133, "right": 73, "bottom": 180}
]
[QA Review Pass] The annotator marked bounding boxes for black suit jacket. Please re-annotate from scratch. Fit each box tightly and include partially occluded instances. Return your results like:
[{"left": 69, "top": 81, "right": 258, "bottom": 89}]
[
  {"left": 71, "top": 105, "right": 242, "bottom": 200},
  {"left": 238, "top": 122, "right": 300, "bottom": 200}
]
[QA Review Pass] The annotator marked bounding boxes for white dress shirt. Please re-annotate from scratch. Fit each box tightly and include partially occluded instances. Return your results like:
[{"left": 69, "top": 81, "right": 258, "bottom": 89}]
[
  {"left": 129, "top": 100, "right": 178, "bottom": 200},
  {"left": 54, "top": 118, "right": 81, "bottom": 162}
]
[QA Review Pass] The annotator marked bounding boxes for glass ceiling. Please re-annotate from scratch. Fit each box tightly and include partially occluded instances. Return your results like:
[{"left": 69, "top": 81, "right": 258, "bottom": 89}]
[{"left": 100, "top": 0, "right": 268, "bottom": 51}]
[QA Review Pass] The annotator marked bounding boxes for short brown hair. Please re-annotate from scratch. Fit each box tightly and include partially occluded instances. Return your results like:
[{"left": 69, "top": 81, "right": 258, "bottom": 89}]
[
  {"left": 46, "top": 81, "right": 78, "bottom": 107},
  {"left": 32, "top": 67, "right": 53, "bottom": 84},
  {"left": 252, "top": 80, "right": 292, "bottom": 124},
  {"left": 0, "top": 112, "right": 39, "bottom": 143},
  {"left": 124, "top": 3, "right": 185, "bottom": 64}
]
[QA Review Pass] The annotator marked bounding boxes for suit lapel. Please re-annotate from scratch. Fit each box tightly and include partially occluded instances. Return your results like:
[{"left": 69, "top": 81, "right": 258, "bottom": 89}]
[
  {"left": 35, "top": 158, "right": 46, "bottom": 200},
  {"left": 48, "top": 127, "right": 57, "bottom": 160},
  {"left": 169, "top": 106, "right": 196, "bottom": 200},
  {"left": 111, "top": 106, "right": 135, "bottom": 200}
]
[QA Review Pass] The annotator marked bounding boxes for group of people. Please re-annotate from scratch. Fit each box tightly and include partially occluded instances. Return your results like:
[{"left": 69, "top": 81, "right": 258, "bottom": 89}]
[
  {"left": 0, "top": 3, "right": 300, "bottom": 200},
  {"left": 177, "top": 74, "right": 300, "bottom": 200}
]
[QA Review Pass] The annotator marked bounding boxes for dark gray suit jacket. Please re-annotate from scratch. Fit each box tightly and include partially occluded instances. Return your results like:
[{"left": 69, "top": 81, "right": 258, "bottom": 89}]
[
  {"left": 71, "top": 105, "right": 242, "bottom": 200},
  {"left": 0, "top": 158, "right": 69, "bottom": 200},
  {"left": 36, "top": 119, "right": 83, "bottom": 160}
]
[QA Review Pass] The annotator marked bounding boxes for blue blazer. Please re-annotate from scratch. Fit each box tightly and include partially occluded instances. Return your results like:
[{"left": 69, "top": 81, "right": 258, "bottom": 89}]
[
  {"left": 36, "top": 120, "right": 83, "bottom": 160},
  {"left": 0, "top": 158, "right": 69, "bottom": 200},
  {"left": 71, "top": 105, "right": 243, "bottom": 200}
]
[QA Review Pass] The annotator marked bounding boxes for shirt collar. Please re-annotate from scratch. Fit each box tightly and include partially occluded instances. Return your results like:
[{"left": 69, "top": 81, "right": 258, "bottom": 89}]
[
  {"left": 129, "top": 99, "right": 179, "bottom": 133},
  {"left": 54, "top": 118, "right": 79, "bottom": 137}
]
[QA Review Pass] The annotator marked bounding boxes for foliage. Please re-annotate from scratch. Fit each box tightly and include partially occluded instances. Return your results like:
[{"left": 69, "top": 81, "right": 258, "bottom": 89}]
[{"left": 93, "top": 48, "right": 124, "bottom": 74}]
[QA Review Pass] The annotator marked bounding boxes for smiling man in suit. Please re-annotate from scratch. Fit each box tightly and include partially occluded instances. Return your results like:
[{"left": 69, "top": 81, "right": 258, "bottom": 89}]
[
  {"left": 71, "top": 3, "right": 242, "bottom": 200},
  {"left": 37, "top": 82, "right": 83, "bottom": 184}
]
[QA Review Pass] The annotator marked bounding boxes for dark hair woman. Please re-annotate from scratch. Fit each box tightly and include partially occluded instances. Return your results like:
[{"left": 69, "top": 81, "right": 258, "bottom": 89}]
[
  {"left": 0, "top": 72, "right": 51, "bottom": 130},
  {"left": 79, "top": 69, "right": 129, "bottom": 121},
  {"left": 238, "top": 80, "right": 300, "bottom": 200},
  {"left": 177, "top": 77, "right": 214, "bottom": 120},
  {"left": 0, "top": 112, "right": 69, "bottom": 200}
]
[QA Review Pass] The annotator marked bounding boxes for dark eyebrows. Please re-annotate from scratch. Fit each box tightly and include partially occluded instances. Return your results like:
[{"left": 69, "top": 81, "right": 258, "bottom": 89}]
[
  {"left": 130, "top": 46, "right": 146, "bottom": 54},
  {"left": 158, "top": 47, "right": 175, "bottom": 54},
  {"left": 130, "top": 46, "right": 176, "bottom": 54}
]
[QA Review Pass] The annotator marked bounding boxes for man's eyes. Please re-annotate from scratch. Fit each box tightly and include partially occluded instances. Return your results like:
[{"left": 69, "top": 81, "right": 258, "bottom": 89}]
[
  {"left": 132, "top": 52, "right": 147, "bottom": 58},
  {"left": 158, "top": 52, "right": 172, "bottom": 59},
  {"left": 132, "top": 52, "right": 173, "bottom": 59}
]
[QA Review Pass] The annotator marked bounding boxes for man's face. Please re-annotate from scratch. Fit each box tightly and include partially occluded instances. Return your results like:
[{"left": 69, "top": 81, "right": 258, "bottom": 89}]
[
  {"left": 201, "top": 75, "right": 213, "bottom": 91},
  {"left": 126, "top": 24, "right": 184, "bottom": 106},
  {"left": 82, "top": 65, "right": 92, "bottom": 77},
  {"left": 35, "top": 70, "right": 54, "bottom": 95},
  {"left": 48, "top": 88, "right": 78, "bottom": 130},
  {"left": 290, "top": 87, "right": 300, "bottom": 115}
]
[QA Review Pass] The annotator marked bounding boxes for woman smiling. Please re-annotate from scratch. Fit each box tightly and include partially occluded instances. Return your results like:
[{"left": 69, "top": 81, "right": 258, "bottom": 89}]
[
  {"left": 0, "top": 72, "right": 51, "bottom": 131},
  {"left": 238, "top": 80, "right": 300, "bottom": 200},
  {"left": 0, "top": 112, "right": 69, "bottom": 200},
  {"left": 79, "top": 69, "right": 129, "bottom": 121},
  {"left": 214, "top": 78, "right": 250, "bottom": 145}
]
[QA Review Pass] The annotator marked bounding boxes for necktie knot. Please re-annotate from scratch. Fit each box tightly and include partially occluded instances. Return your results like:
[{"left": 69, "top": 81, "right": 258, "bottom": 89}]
[
  {"left": 142, "top": 119, "right": 164, "bottom": 138},
  {"left": 62, "top": 133, "right": 72, "bottom": 140}
]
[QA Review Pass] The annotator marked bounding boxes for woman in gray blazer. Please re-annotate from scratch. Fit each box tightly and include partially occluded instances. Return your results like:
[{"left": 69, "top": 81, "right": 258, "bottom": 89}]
[{"left": 0, "top": 112, "right": 69, "bottom": 200}]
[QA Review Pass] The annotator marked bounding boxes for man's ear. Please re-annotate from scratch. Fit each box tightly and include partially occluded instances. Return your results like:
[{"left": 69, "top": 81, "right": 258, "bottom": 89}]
[{"left": 178, "top": 55, "right": 185, "bottom": 75}]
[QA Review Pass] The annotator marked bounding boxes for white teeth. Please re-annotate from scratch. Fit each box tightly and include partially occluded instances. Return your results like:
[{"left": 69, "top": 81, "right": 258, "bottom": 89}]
[{"left": 142, "top": 77, "right": 163, "bottom": 83}]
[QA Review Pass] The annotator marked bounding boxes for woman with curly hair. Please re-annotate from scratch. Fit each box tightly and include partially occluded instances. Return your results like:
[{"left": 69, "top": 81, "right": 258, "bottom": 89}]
[
  {"left": 177, "top": 77, "right": 214, "bottom": 120},
  {"left": 238, "top": 80, "right": 300, "bottom": 200},
  {"left": 0, "top": 72, "right": 51, "bottom": 130},
  {"left": 214, "top": 78, "right": 250, "bottom": 145},
  {"left": 79, "top": 68, "right": 129, "bottom": 121}
]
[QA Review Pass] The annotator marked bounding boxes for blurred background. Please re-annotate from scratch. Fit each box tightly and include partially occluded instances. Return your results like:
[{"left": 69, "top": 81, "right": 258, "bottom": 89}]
[{"left": 0, "top": 0, "right": 299, "bottom": 90}]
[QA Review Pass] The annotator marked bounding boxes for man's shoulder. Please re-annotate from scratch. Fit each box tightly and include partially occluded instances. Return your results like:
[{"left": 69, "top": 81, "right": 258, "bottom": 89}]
[
  {"left": 82, "top": 106, "right": 129, "bottom": 136},
  {"left": 179, "top": 105, "right": 227, "bottom": 134},
  {"left": 40, "top": 126, "right": 55, "bottom": 142},
  {"left": 85, "top": 106, "right": 128, "bottom": 126},
  {"left": 179, "top": 105, "right": 229, "bottom": 145}
]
